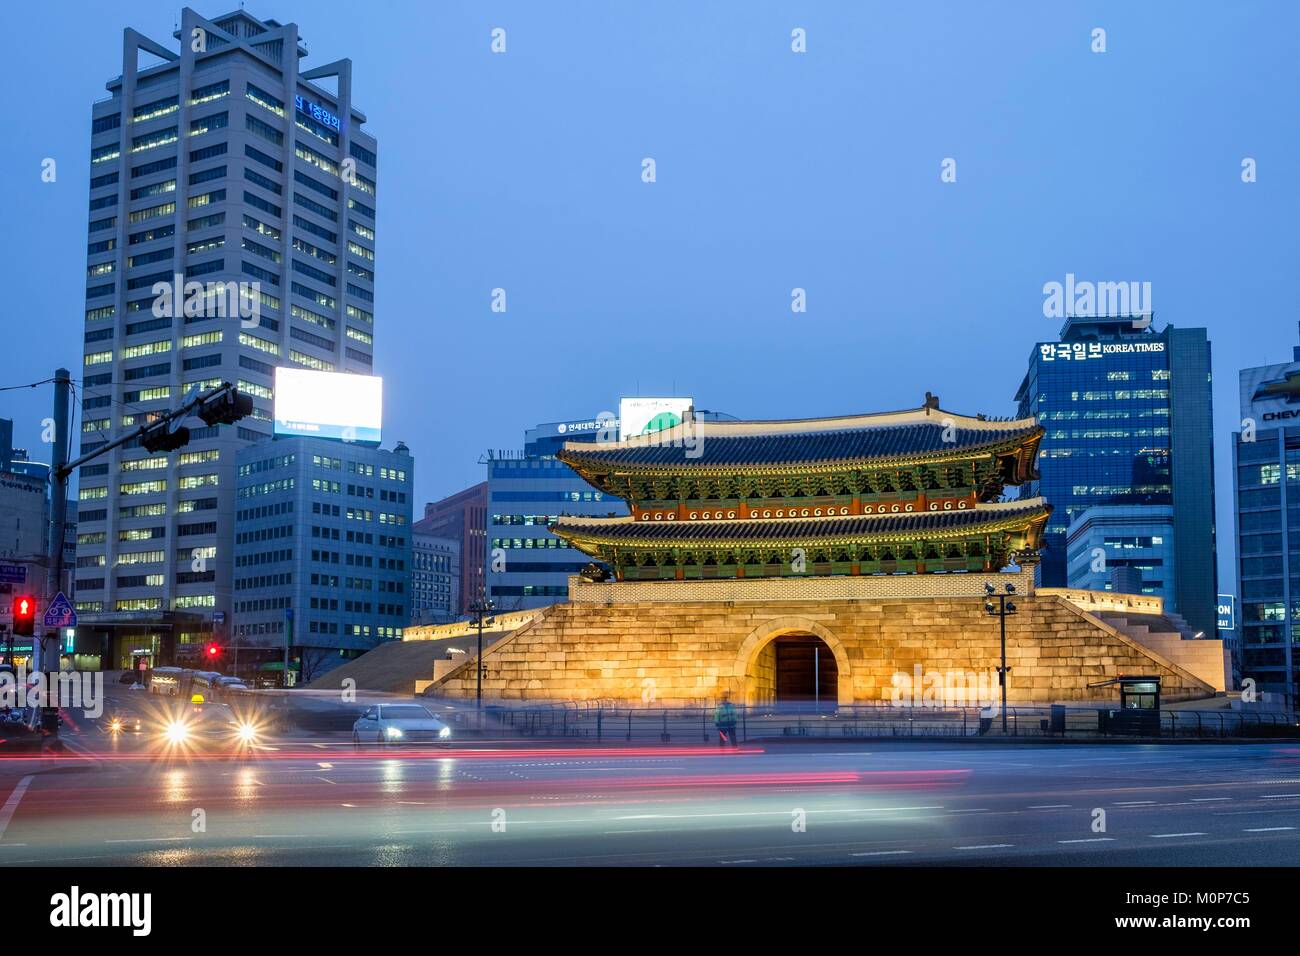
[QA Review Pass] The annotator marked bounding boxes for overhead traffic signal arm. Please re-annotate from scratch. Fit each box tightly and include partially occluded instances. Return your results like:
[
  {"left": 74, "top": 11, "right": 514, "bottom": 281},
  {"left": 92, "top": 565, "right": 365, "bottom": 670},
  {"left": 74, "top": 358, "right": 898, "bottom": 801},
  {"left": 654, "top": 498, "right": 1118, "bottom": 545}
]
[
  {"left": 197, "top": 386, "right": 254, "bottom": 426},
  {"left": 57, "top": 382, "right": 254, "bottom": 480}
]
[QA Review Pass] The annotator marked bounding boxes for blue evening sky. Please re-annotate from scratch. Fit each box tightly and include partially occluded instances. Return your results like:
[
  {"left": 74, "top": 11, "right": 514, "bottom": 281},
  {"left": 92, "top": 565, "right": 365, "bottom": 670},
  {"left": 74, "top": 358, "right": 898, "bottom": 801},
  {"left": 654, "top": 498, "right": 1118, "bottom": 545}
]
[{"left": 1, "top": 1, "right": 1297, "bottom": 595}]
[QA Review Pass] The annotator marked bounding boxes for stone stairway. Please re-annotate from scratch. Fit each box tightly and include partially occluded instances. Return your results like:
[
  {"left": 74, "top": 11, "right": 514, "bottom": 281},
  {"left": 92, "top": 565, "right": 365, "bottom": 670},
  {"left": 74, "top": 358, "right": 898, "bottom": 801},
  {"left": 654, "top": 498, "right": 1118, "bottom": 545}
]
[{"left": 1092, "top": 610, "right": 1226, "bottom": 691}]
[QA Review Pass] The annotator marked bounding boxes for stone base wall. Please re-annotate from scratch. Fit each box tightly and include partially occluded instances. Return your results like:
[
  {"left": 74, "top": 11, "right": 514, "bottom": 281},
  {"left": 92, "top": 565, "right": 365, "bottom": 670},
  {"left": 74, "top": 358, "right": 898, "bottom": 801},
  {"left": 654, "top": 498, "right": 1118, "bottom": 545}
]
[{"left": 426, "top": 591, "right": 1217, "bottom": 707}]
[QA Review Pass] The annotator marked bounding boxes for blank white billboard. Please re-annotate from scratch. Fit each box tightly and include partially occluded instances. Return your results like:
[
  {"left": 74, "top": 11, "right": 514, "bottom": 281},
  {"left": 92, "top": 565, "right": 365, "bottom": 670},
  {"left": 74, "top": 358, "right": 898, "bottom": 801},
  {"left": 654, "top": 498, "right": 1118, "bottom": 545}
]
[{"left": 273, "top": 368, "right": 382, "bottom": 444}]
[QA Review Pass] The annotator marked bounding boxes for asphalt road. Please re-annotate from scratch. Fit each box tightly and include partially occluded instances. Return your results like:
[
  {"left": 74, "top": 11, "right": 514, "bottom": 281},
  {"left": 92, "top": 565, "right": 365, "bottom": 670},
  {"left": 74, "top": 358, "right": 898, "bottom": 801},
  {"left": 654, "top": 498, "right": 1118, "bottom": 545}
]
[{"left": 5, "top": 719, "right": 1300, "bottom": 865}]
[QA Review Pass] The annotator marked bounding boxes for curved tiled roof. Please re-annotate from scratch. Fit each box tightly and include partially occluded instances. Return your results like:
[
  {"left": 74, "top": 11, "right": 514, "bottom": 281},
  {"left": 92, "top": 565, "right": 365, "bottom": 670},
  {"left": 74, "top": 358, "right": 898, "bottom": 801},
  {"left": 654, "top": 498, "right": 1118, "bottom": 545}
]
[
  {"left": 562, "top": 423, "right": 1040, "bottom": 470},
  {"left": 552, "top": 498, "right": 1051, "bottom": 545}
]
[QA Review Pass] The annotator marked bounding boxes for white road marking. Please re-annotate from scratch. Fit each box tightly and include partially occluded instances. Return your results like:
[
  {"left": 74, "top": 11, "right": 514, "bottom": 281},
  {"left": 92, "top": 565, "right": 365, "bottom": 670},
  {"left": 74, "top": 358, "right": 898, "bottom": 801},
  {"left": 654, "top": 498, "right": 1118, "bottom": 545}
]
[
  {"left": 1028, "top": 804, "right": 1071, "bottom": 809},
  {"left": 1058, "top": 837, "right": 1115, "bottom": 844},
  {"left": 314, "top": 776, "right": 336, "bottom": 785},
  {"left": 1190, "top": 797, "right": 1231, "bottom": 802},
  {"left": 317, "top": 762, "right": 334, "bottom": 769},
  {"left": 954, "top": 844, "right": 1014, "bottom": 850},
  {"left": 1150, "top": 832, "right": 1207, "bottom": 839},
  {"left": 0, "top": 777, "right": 33, "bottom": 841},
  {"left": 851, "top": 850, "right": 913, "bottom": 857},
  {"left": 948, "top": 808, "right": 991, "bottom": 813},
  {"left": 1244, "top": 826, "right": 1296, "bottom": 832},
  {"left": 1260, "top": 794, "right": 1300, "bottom": 799},
  {"left": 1114, "top": 801, "right": 1156, "bottom": 806}
]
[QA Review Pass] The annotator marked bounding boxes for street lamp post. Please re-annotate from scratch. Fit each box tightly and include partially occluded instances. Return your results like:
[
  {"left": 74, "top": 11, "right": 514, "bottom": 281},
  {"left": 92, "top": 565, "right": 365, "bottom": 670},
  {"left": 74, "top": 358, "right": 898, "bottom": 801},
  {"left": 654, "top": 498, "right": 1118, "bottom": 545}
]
[
  {"left": 984, "top": 582, "right": 1018, "bottom": 732},
  {"left": 468, "top": 596, "right": 496, "bottom": 721}
]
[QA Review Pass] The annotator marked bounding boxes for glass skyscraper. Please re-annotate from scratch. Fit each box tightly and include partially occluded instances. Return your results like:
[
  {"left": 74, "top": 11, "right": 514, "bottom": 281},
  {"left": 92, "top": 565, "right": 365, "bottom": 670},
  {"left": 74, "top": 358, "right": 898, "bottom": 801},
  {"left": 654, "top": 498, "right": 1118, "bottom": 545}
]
[
  {"left": 1234, "top": 326, "right": 1300, "bottom": 703},
  {"left": 1015, "top": 316, "right": 1216, "bottom": 639}
]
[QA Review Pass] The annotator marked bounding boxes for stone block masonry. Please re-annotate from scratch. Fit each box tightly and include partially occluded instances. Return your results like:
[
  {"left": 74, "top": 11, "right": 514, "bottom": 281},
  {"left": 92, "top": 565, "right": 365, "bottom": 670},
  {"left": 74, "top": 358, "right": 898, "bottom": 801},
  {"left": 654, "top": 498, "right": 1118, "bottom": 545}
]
[{"left": 425, "top": 574, "right": 1216, "bottom": 706}]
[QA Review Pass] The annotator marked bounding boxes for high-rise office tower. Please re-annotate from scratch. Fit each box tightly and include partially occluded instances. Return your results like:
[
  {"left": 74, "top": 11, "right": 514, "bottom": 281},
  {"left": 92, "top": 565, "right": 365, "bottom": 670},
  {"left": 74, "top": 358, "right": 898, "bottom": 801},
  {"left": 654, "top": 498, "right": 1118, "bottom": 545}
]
[
  {"left": 75, "top": 7, "right": 378, "bottom": 668},
  {"left": 1016, "top": 316, "right": 1217, "bottom": 640},
  {"left": 1233, "top": 323, "right": 1300, "bottom": 702}
]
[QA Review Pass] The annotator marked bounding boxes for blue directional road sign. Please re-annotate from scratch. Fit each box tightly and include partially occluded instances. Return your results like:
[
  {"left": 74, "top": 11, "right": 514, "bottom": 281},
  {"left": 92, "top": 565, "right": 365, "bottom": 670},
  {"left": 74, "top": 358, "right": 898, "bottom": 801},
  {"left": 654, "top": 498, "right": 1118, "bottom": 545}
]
[
  {"left": 43, "top": 592, "right": 76, "bottom": 629},
  {"left": 0, "top": 564, "right": 26, "bottom": 585}
]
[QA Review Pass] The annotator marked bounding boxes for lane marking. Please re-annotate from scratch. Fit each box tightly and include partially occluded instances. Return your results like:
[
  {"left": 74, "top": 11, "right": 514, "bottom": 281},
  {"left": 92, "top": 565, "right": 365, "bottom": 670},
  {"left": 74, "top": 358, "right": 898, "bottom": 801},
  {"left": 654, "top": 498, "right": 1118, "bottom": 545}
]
[
  {"left": 0, "top": 777, "right": 33, "bottom": 841},
  {"left": 1058, "top": 837, "right": 1115, "bottom": 844},
  {"left": 851, "top": 850, "right": 913, "bottom": 857},
  {"left": 954, "top": 844, "right": 1014, "bottom": 850},
  {"left": 1190, "top": 797, "right": 1231, "bottom": 803},
  {"left": 1114, "top": 801, "right": 1156, "bottom": 806},
  {"left": 1028, "top": 804, "right": 1071, "bottom": 809},
  {"left": 1151, "top": 832, "right": 1207, "bottom": 839},
  {"left": 1244, "top": 826, "right": 1296, "bottom": 833},
  {"left": 1260, "top": 794, "right": 1300, "bottom": 799}
]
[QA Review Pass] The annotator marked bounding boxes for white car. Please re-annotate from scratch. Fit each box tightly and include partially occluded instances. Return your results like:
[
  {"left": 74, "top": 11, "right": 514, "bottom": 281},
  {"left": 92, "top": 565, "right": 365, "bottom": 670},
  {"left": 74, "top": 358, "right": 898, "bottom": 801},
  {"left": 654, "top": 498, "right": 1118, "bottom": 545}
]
[{"left": 352, "top": 704, "right": 452, "bottom": 746}]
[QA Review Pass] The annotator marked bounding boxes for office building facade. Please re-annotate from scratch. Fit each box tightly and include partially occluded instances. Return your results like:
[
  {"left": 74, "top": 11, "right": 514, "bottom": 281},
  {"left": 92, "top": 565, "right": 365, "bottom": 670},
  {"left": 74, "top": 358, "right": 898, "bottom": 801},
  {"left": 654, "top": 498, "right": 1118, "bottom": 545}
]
[
  {"left": 1233, "top": 326, "right": 1300, "bottom": 701},
  {"left": 1015, "top": 316, "right": 1216, "bottom": 639},
  {"left": 1065, "top": 504, "right": 1176, "bottom": 603},
  {"left": 411, "top": 531, "right": 458, "bottom": 625},
  {"left": 231, "top": 437, "right": 411, "bottom": 681},
  {"left": 414, "top": 482, "right": 487, "bottom": 616},
  {"left": 74, "top": 7, "right": 378, "bottom": 661}
]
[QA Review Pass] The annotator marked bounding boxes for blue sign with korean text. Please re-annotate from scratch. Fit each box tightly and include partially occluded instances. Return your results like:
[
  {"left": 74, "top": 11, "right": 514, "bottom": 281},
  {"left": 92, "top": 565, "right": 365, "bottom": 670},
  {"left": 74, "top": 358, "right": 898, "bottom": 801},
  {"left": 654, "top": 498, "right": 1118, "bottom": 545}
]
[
  {"left": 43, "top": 592, "right": 76, "bottom": 629},
  {"left": 0, "top": 564, "right": 26, "bottom": 584},
  {"left": 294, "top": 94, "right": 343, "bottom": 133}
]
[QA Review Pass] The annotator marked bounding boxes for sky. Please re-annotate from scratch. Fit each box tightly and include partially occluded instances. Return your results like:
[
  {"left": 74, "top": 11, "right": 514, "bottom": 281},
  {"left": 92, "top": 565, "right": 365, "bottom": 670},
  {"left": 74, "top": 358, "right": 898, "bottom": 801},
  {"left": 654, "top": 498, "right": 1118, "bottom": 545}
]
[{"left": 0, "top": 0, "right": 1297, "bottom": 596}]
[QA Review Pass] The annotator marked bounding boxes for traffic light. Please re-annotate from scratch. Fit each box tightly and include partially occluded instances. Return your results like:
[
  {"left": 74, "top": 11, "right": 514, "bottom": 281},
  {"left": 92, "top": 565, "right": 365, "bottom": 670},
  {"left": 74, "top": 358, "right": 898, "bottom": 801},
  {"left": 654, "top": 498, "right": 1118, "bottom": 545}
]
[
  {"left": 12, "top": 596, "right": 35, "bottom": 636},
  {"left": 205, "top": 643, "right": 221, "bottom": 659},
  {"left": 140, "top": 419, "right": 191, "bottom": 453},
  {"left": 197, "top": 385, "right": 253, "bottom": 426}
]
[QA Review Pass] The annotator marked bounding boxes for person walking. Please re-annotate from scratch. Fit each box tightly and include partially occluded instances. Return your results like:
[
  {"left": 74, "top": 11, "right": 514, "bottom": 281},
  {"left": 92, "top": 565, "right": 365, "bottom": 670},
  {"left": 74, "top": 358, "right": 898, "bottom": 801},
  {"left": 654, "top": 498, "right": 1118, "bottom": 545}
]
[{"left": 714, "top": 691, "right": 739, "bottom": 748}]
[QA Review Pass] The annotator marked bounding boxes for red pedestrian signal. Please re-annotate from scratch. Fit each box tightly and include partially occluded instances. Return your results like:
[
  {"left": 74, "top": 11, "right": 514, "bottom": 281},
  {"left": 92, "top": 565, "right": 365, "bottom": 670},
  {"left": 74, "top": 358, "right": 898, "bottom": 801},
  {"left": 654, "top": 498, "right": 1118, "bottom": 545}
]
[{"left": 12, "top": 596, "right": 35, "bottom": 636}]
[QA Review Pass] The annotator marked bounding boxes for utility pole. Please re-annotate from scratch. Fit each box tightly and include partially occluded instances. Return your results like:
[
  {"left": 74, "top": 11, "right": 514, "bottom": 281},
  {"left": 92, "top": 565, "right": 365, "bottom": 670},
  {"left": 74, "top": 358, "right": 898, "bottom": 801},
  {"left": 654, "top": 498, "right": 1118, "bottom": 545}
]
[
  {"left": 284, "top": 607, "right": 293, "bottom": 688},
  {"left": 37, "top": 369, "right": 71, "bottom": 738},
  {"left": 983, "top": 582, "right": 1018, "bottom": 732},
  {"left": 39, "top": 378, "right": 254, "bottom": 722}
]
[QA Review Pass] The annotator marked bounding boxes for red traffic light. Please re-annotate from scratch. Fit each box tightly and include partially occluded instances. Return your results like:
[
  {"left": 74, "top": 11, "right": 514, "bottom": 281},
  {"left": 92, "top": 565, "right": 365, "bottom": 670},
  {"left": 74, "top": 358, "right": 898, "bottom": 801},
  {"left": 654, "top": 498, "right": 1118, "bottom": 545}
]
[
  {"left": 12, "top": 595, "right": 35, "bottom": 636},
  {"left": 206, "top": 643, "right": 220, "bottom": 657}
]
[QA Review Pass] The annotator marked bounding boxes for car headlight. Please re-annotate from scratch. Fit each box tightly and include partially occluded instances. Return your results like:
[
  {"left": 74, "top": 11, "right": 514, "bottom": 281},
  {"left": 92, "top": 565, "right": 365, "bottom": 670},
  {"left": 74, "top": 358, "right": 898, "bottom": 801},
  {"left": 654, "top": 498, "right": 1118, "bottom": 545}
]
[
  {"left": 235, "top": 722, "right": 259, "bottom": 743},
  {"left": 109, "top": 717, "right": 123, "bottom": 732},
  {"left": 385, "top": 726, "right": 403, "bottom": 739},
  {"left": 439, "top": 726, "right": 451, "bottom": 738},
  {"left": 164, "top": 720, "right": 189, "bottom": 744}
]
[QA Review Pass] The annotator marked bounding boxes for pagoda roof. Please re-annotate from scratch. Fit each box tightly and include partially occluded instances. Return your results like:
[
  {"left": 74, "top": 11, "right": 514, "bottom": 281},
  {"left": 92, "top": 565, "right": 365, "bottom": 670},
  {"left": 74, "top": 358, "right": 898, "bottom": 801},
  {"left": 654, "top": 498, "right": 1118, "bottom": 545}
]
[
  {"left": 552, "top": 498, "right": 1051, "bottom": 547},
  {"left": 557, "top": 404, "right": 1042, "bottom": 477}
]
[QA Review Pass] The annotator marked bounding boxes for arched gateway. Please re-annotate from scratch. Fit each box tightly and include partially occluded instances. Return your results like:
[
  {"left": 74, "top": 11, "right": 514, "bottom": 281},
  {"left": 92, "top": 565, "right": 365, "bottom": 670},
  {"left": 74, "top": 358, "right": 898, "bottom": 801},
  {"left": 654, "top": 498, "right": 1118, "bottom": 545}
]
[{"left": 735, "top": 617, "right": 851, "bottom": 707}]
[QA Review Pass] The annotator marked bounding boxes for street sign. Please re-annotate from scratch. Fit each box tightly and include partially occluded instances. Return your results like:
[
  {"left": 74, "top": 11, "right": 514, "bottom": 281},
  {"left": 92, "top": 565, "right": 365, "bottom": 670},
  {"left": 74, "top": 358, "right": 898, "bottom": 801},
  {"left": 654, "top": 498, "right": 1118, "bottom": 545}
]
[
  {"left": 43, "top": 592, "right": 76, "bottom": 629},
  {"left": 0, "top": 564, "right": 26, "bottom": 584},
  {"left": 213, "top": 611, "right": 226, "bottom": 625}
]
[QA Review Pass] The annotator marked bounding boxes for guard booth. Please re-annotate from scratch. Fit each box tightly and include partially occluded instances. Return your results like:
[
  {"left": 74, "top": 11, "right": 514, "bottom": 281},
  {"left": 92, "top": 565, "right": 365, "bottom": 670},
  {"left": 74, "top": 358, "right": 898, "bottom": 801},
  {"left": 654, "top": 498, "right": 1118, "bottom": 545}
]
[{"left": 1092, "top": 675, "right": 1162, "bottom": 736}]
